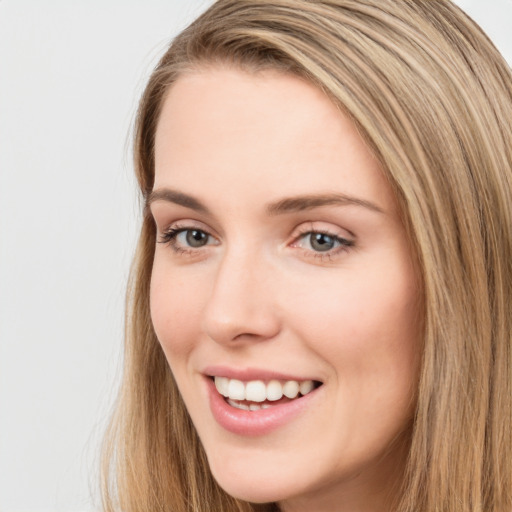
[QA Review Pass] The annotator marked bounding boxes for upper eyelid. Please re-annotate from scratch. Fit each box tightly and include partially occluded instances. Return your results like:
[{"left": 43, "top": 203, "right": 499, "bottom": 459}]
[
  {"left": 291, "top": 222, "right": 354, "bottom": 240},
  {"left": 292, "top": 230, "right": 354, "bottom": 248},
  {"left": 158, "top": 219, "right": 216, "bottom": 236},
  {"left": 161, "top": 225, "right": 216, "bottom": 241},
  {"left": 149, "top": 201, "right": 219, "bottom": 232},
  {"left": 294, "top": 230, "right": 351, "bottom": 242},
  {"left": 159, "top": 221, "right": 353, "bottom": 240}
]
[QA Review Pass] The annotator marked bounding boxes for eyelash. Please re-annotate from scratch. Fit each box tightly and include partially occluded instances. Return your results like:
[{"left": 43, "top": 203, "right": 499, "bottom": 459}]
[
  {"left": 292, "top": 227, "right": 354, "bottom": 261},
  {"left": 158, "top": 225, "right": 215, "bottom": 255},
  {"left": 157, "top": 225, "right": 354, "bottom": 261}
]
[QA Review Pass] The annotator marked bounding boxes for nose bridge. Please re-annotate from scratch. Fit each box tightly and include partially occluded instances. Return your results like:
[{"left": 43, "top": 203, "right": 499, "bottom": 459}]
[{"left": 202, "top": 244, "right": 280, "bottom": 344}]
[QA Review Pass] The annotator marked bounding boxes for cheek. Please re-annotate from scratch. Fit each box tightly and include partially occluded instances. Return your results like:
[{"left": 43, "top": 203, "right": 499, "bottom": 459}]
[
  {"left": 285, "top": 263, "right": 421, "bottom": 392},
  {"left": 149, "top": 260, "right": 207, "bottom": 360}
]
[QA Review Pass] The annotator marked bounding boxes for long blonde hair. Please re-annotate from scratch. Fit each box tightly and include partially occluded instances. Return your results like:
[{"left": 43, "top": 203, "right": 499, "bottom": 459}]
[{"left": 101, "top": 1, "right": 512, "bottom": 510}]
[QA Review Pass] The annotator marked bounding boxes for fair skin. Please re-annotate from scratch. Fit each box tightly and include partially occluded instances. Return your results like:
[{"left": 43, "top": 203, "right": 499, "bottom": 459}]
[{"left": 149, "top": 67, "right": 421, "bottom": 512}]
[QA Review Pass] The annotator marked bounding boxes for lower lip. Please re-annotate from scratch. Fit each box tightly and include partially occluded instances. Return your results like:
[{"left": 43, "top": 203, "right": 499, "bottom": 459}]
[{"left": 206, "top": 377, "right": 321, "bottom": 436}]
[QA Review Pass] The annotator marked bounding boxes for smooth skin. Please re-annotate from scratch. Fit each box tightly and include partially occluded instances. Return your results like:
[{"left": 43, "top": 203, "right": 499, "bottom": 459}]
[{"left": 150, "top": 67, "right": 422, "bottom": 512}]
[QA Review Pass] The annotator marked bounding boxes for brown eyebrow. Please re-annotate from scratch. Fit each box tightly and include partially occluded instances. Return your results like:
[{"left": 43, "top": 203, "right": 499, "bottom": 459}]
[
  {"left": 266, "top": 193, "right": 385, "bottom": 215},
  {"left": 147, "top": 188, "right": 384, "bottom": 216},
  {"left": 146, "top": 188, "right": 211, "bottom": 214}
]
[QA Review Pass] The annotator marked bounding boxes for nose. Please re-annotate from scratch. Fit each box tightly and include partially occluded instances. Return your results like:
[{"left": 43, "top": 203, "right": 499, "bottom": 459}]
[{"left": 201, "top": 248, "right": 281, "bottom": 346}]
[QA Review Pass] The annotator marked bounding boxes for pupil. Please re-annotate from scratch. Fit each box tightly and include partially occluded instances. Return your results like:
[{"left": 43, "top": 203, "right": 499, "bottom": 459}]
[
  {"left": 186, "top": 230, "right": 208, "bottom": 247},
  {"left": 311, "top": 233, "right": 334, "bottom": 252}
]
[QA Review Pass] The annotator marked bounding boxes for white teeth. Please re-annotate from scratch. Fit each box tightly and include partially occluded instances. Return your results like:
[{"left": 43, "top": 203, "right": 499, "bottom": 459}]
[
  {"left": 227, "top": 379, "right": 245, "bottom": 400},
  {"left": 299, "top": 380, "right": 314, "bottom": 395},
  {"left": 214, "top": 376, "right": 318, "bottom": 404},
  {"left": 214, "top": 376, "right": 229, "bottom": 397},
  {"left": 228, "top": 400, "right": 274, "bottom": 411},
  {"left": 245, "top": 380, "right": 267, "bottom": 402},
  {"left": 266, "top": 380, "right": 283, "bottom": 401},
  {"left": 227, "top": 399, "right": 249, "bottom": 410},
  {"left": 283, "top": 380, "right": 300, "bottom": 399}
]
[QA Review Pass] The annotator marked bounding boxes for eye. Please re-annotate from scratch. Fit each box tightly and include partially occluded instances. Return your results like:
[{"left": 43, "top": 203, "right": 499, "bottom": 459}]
[
  {"left": 180, "top": 229, "right": 209, "bottom": 248},
  {"left": 292, "top": 229, "right": 354, "bottom": 257},
  {"left": 307, "top": 232, "right": 339, "bottom": 252},
  {"left": 158, "top": 226, "right": 218, "bottom": 253}
]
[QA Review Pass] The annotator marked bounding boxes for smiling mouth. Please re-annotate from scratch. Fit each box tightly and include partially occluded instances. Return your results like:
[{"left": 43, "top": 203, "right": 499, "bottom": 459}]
[{"left": 212, "top": 376, "right": 323, "bottom": 411}]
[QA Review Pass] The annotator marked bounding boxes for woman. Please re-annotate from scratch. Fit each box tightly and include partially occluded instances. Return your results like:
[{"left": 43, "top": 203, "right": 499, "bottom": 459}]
[{"left": 101, "top": 1, "right": 512, "bottom": 511}]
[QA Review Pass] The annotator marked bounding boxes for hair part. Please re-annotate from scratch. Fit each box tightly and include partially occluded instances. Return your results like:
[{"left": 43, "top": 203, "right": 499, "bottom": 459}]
[{"left": 102, "top": 1, "right": 512, "bottom": 511}]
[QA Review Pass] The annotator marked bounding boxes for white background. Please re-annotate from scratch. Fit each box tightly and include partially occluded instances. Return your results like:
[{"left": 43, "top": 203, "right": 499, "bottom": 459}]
[{"left": 0, "top": 1, "right": 510, "bottom": 511}]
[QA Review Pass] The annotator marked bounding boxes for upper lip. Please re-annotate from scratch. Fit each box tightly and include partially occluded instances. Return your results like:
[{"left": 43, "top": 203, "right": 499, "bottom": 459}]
[{"left": 202, "top": 365, "right": 322, "bottom": 383}]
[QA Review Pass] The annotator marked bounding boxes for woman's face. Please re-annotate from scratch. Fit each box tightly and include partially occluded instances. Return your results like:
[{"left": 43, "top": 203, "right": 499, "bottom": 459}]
[{"left": 150, "top": 67, "right": 422, "bottom": 511}]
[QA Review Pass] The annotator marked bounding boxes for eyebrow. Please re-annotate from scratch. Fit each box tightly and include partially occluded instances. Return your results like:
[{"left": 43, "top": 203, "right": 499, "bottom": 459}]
[
  {"left": 146, "top": 188, "right": 211, "bottom": 214},
  {"left": 266, "top": 193, "right": 385, "bottom": 215},
  {"left": 146, "top": 188, "right": 384, "bottom": 215}
]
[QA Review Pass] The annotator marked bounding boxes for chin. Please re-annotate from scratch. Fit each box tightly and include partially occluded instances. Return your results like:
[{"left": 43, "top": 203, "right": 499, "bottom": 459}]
[{"left": 206, "top": 452, "right": 303, "bottom": 504}]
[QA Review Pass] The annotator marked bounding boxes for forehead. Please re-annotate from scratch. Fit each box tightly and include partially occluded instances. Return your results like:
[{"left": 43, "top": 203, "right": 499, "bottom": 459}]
[{"left": 153, "top": 66, "right": 395, "bottom": 214}]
